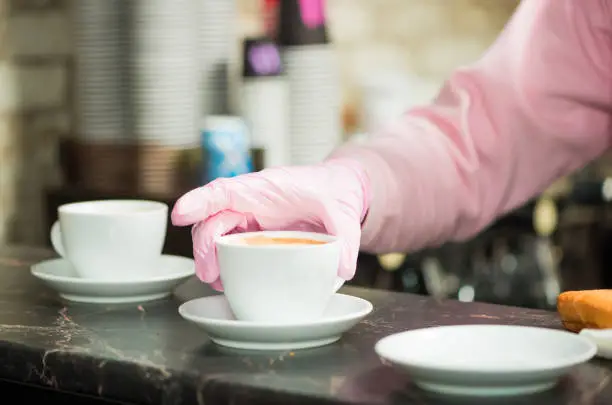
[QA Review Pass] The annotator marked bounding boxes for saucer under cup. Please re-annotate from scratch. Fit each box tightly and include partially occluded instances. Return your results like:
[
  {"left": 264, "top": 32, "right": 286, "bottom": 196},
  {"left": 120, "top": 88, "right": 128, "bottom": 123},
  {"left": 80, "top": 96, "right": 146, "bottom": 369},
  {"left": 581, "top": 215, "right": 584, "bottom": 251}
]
[
  {"left": 32, "top": 255, "right": 195, "bottom": 304},
  {"left": 50, "top": 200, "right": 168, "bottom": 281},
  {"left": 178, "top": 293, "right": 373, "bottom": 350},
  {"left": 216, "top": 231, "right": 344, "bottom": 324}
]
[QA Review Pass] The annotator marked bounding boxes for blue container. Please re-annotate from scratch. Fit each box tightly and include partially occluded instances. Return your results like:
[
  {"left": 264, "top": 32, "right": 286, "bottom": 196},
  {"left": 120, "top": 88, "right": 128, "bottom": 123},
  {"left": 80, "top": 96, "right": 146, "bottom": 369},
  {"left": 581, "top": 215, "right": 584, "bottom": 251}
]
[{"left": 201, "top": 116, "right": 253, "bottom": 184}]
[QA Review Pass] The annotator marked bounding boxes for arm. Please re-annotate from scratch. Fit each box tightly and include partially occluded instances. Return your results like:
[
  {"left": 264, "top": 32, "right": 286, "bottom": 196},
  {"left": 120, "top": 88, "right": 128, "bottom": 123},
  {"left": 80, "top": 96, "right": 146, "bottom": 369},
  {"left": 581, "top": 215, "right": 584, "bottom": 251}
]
[{"left": 330, "top": 0, "right": 612, "bottom": 254}]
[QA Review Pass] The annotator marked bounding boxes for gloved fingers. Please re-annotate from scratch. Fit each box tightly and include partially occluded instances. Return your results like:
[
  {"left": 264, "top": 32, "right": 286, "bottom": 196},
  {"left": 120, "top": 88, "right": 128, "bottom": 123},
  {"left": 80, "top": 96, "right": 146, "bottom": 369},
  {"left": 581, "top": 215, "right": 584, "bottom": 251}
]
[
  {"left": 226, "top": 175, "right": 304, "bottom": 226},
  {"left": 172, "top": 179, "right": 234, "bottom": 226},
  {"left": 209, "top": 277, "right": 224, "bottom": 292},
  {"left": 191, "top": 211, "right": 247, "bottom": 284},
  {"left": 314, "top": 200, "right": 362, "bottom": 281},
  {"left": 173, "top": 169, "right": 306, "bottom": 228}
]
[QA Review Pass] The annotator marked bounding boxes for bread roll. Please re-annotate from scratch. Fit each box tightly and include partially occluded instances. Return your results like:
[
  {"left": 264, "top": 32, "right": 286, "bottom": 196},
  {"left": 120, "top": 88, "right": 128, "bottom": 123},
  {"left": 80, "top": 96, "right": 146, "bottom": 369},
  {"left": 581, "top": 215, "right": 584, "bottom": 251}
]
[{"left": 557, "top": 290, "right": 612, "bottom": 332}]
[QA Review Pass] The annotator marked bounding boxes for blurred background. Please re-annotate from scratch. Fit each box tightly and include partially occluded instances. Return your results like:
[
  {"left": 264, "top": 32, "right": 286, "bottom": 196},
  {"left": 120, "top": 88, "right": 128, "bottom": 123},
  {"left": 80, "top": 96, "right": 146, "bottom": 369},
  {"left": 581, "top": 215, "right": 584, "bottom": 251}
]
[{"left": 2, "top": 0, "right": 612, "bottom": 310}]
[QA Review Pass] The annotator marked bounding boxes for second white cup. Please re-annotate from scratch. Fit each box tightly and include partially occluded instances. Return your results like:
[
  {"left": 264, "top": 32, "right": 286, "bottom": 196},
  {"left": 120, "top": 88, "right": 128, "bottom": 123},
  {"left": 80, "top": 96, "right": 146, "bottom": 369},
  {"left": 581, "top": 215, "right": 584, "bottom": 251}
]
[{"left": 50, "top": 200, "right": 168, "bottom": 281}]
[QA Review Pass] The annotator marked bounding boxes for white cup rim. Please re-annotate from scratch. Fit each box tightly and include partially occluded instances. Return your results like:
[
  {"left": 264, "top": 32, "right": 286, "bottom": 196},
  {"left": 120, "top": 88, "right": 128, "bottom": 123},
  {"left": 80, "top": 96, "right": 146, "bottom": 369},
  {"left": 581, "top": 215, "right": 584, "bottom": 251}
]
[
  {"left": 58, "top": 200, "right": 168, "bottom": 216},
  {"left": 215, "top": 231, "right": 338, "bottom": 250}
]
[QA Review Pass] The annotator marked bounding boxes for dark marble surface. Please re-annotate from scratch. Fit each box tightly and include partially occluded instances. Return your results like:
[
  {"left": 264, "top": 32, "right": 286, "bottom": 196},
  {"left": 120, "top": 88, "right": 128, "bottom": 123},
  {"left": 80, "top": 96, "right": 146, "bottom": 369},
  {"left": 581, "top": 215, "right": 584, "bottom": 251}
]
[{"left": 0, "top": 245, "right": 611, "bottom": 405}]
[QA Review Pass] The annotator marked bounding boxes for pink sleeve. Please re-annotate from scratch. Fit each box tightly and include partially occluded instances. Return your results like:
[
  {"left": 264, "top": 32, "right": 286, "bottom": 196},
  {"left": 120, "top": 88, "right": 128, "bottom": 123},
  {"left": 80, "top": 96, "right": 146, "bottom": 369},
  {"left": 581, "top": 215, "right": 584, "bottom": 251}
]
[{"left": 330, "top": 0, "right": 612, "bottom": 254}]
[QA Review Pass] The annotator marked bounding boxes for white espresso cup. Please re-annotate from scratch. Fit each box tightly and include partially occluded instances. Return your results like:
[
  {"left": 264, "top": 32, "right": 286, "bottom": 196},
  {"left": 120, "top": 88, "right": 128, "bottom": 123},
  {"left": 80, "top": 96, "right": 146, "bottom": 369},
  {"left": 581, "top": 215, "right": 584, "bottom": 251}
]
[
  {"left": 216, "top": 231, "right": 345, "bottom": 324},
  {"left": 50, "top": 200, "right": 168, "bottom": 281}
]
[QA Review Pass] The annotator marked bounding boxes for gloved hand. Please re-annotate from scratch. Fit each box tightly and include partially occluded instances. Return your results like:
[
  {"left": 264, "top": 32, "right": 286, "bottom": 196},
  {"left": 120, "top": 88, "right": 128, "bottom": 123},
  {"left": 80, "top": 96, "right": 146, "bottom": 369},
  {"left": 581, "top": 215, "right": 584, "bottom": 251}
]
[{"left": 171, "top": 158, "right": 371, "bottom": 291}]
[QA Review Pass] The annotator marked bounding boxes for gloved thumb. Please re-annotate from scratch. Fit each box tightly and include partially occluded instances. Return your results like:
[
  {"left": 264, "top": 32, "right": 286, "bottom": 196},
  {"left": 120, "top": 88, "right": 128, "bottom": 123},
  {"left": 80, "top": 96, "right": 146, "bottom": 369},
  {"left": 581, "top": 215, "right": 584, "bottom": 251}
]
[{"left": 320, "top": 204, "right": 362, "bottom": 280}]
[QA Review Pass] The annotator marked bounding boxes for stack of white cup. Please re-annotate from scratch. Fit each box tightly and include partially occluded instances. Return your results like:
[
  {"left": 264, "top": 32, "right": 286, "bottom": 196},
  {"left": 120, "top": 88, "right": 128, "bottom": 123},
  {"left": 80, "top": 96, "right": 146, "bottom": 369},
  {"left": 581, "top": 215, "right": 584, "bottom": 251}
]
[
  {"left": 73, "top": 0, "right": 128, "bottom": 143},
  {"left": 74, "top": 0, "right": 201, "bottom": 147},
  {"left": 239, "top": 37, "right": 288, "bottom": 169},
  {"left": 198, "top": 0, "right": 236, "bottom": 115},
  {"left": 129, "top": 0, "right": 201, "bottom": 148},
  {"left": 282, "top": 45, "right": 342, "bottom": 166},
  {"left": 276, "top": 0, "right": 342, "bottom": 166}
]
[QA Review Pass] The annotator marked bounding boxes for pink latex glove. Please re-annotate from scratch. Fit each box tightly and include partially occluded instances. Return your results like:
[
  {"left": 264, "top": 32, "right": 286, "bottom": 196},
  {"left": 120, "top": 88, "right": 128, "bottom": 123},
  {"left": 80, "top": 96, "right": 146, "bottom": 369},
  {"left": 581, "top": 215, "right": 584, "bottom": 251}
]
[{"left": 171, "top": 159, "right": 370, "bottom": 291}]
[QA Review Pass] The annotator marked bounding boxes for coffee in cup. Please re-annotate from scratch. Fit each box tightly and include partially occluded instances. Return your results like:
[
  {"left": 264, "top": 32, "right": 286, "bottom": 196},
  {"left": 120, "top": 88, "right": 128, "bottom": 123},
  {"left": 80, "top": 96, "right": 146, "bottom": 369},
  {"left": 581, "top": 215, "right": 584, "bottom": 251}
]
[
  {"left": 50, "top": 200, "right": 168, "bottom": 280},
  {"left": 241, "top": 235, "right": 328, "bottom": 246},
  {"left": 216, "top": 231, "right": 344, "bottom": 323}
]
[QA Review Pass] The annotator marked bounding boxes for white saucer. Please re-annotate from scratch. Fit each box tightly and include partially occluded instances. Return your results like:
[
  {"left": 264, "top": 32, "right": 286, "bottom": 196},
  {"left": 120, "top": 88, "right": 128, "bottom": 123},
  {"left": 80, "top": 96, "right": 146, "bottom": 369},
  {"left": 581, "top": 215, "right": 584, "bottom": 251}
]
[
  {"left": 178, "top": 293, "right": 373, "bottom": 350},
  {"left": 375, "top": 325, "right": 596, "bottom": 397},
  {"left": 31, "top": 255, "right": 195, "bottom": 304}
]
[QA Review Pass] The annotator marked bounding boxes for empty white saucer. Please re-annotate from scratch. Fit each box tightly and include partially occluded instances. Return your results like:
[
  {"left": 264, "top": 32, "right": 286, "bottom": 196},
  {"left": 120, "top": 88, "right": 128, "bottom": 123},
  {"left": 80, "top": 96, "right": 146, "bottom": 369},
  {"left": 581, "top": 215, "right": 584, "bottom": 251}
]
[
  {"left": 31, "top": 255, "right": 195, "bottom": 304},
  {"left": 375, "top": 325, "right": 597, "bottom": 397},
  {"left": 178, "top": 293, "right": 373, "bottom": 350}
]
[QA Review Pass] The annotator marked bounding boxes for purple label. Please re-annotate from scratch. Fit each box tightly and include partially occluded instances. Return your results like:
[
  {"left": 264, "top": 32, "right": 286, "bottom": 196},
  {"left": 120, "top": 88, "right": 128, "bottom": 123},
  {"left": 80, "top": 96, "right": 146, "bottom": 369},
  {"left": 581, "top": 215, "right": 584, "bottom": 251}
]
[
  {"left": 298, "top": 0, "right": 325, "bottom": 28},
  {"left": 247, "top": 44, "right": 282, "bottom": 76}
]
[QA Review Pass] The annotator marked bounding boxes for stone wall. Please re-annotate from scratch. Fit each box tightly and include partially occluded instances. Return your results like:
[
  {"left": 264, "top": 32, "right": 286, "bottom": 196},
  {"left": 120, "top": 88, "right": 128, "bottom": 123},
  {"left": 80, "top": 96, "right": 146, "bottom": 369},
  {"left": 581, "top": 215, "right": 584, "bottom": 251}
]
[
  {"left": 0, "top": 0, "right": 71, "bottom": 245},
  {"left": 0, "top": 0, "right": 516, "bottom": 246}
]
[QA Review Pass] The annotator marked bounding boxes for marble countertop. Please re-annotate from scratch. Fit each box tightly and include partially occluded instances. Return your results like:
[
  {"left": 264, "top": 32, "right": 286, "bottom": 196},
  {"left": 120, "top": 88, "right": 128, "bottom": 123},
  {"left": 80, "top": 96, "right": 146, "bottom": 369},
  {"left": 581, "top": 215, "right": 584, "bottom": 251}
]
[{"left": 0, "top": 245, "right": 610, "bottom": 405}]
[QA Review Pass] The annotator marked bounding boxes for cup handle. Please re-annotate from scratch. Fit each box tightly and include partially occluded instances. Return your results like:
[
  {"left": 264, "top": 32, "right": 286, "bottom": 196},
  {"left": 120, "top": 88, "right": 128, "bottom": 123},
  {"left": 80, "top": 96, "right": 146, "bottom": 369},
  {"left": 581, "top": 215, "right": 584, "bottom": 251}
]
[
  {"left": 50, "top": 221, "right": 66, "bottom": 257},
  {"left": 334, "top": 277, "right": 345, "bottom": 292}
]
